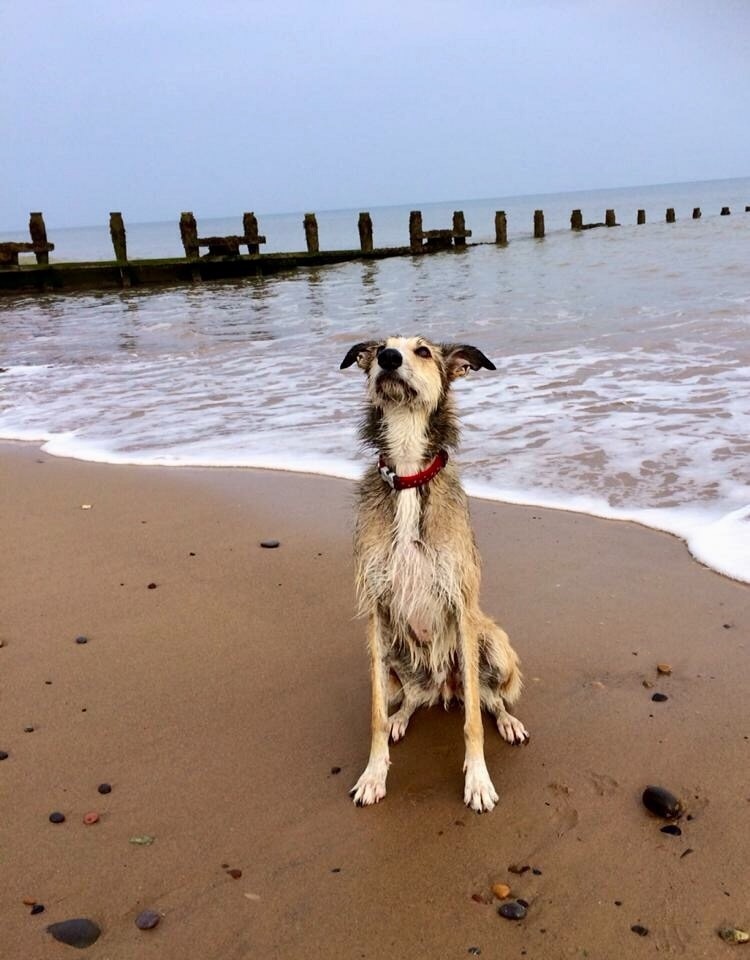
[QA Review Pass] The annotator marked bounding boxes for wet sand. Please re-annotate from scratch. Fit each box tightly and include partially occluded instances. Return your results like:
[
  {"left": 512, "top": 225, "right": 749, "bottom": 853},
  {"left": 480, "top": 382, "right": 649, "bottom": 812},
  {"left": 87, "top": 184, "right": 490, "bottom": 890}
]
[{"left": 1, "top": 441, "right": 748, "bottom": 958}]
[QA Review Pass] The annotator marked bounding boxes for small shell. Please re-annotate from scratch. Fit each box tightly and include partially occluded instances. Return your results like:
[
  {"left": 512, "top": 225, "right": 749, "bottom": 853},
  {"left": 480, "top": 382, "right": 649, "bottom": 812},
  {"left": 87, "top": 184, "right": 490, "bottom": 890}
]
[
  {"left": 642, "top": 785, "right": 683, "bottom": 819},
  {"left": 656, "top": 663, "right": 672, "bottom": 675},
  {"left": 491, "top": 883, "right": 511, "bottom": 900},
  {"left": 718, "top": 927, "right": 750, "bottom": 944}
]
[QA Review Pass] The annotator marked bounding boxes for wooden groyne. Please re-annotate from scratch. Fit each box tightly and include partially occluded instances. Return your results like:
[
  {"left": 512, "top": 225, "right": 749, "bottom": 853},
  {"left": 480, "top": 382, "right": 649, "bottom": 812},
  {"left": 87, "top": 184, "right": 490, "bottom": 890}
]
[{"left": 0, "top": 202, "right": 747, "bottom": 296}]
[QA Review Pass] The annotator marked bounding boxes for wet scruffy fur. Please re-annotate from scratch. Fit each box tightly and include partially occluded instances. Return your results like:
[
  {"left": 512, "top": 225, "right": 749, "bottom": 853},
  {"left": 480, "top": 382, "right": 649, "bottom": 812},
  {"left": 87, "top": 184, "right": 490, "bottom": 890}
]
[{"left": 340, "top": 335, "right": 528, "bottom": 813}]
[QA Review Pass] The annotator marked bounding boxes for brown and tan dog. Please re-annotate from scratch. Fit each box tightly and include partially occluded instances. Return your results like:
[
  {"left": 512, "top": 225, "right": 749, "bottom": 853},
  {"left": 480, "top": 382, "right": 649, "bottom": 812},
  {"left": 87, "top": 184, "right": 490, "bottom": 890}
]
[{"left": 340, "top": 335, "right": 528, "bottom": 812}]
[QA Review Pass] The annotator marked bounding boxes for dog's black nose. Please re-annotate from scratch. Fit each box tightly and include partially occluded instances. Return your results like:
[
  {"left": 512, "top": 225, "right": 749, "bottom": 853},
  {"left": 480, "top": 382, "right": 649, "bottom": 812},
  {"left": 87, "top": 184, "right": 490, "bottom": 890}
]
[{"left": 378, "top": 348, "right": 402, "bottom": 371}]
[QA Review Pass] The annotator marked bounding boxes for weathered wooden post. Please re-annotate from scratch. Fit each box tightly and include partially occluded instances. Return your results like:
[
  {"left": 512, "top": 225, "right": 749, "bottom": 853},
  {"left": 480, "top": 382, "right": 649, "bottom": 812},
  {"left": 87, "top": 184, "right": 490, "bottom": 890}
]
[
  {"left": 533, "top": 210, "right": 545, "bottom": 239},
  {"left": 180, "top": 212, "right": 199, "bottom": 259},
  {"left": 721, "top": 206, "right": 731, "bottom": 216},
  {"left": 666, "top": 208, "right": 676, "bottom": 223},
  {"left": 409, "top": 211, "right": 423, "bottom": 253},
  {"left": 303, "top": 213, "right": 319, "bottom": 253},
  {"left": 109, "top": 212, "right": 127, "bottom": 261},
  {"left": 571, "top": 209, "right": 583, "bottom": 231},
  {"left": 605, "top": 209, "right": 617, "bottom": 227},
  {"left": 692, "top": 207, "right": 702, "bottom": 219},
  {"left": 452, "top": 211, "right": 467, "bottom": 247},
  {"left": 243, "top": 212, "right": 261, "bottom": 253},
  {"left": 494, "top": 211, "right": 507, "bottom": 245},
  {"left": 358, "top": 212, "right": 373, "bottom": 253},
  {"left": 637, "top": 209, "right": 646, "bottom": 224},
  {"left": 29, "top": 212, "right": 49, "bottom": 264}
]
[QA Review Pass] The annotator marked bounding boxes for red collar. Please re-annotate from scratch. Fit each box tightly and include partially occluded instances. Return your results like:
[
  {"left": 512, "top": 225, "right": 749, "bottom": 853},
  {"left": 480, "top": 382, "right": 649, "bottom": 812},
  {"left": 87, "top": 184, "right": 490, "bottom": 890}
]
[{"left": 378, "top": 450, "right": 449, "bottom": 491}]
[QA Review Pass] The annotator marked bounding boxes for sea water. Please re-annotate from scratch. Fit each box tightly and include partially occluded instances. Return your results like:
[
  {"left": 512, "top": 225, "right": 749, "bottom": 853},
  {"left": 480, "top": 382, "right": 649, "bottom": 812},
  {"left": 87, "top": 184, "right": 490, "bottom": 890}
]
[{"left": 1, "top": 178, "right": 749, "bottom": 583}]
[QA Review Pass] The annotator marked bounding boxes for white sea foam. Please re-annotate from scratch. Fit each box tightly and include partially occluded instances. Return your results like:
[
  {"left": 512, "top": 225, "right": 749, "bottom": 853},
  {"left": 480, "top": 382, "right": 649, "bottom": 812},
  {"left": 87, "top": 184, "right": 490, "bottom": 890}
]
[{"left": 1, "top": 184, "right": 749, "bottom": 583}]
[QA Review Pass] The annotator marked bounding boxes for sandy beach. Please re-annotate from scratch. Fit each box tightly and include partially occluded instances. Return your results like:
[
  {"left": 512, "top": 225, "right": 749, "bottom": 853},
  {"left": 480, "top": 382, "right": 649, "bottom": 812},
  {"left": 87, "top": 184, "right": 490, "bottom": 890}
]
[{"left": 1, "top": 440, "right": 748, "bottom": 958}]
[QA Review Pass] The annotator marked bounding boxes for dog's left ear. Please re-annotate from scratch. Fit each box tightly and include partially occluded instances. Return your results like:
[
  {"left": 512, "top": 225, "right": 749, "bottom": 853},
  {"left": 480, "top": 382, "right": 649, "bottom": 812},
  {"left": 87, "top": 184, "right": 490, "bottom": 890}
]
[
  {"left": 442, "top": 344, "right": 497, "bottom": 380},
  {"left": 340, "top": 341, "right": 379, "bottom": 370}
]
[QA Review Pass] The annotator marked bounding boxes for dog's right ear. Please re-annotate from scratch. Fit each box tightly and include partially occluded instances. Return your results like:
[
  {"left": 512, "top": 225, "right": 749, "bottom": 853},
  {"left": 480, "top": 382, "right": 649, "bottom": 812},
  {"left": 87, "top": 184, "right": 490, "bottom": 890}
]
[{"left": 340, "top": 341, "right": 379, "bottom": 370}]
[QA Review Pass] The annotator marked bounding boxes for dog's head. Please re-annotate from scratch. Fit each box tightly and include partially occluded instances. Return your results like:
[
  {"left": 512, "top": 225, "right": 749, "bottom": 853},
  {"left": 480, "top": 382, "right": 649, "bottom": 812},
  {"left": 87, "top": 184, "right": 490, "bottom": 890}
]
[{"left": 340, "top": 336, "right": 496, "bottom": 411}]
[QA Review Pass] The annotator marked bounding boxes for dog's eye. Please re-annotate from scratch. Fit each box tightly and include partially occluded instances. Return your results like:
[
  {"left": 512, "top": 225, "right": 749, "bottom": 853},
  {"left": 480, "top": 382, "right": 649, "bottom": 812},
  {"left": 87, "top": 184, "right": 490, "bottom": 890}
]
[{"left": 415, "top": 346, "right": 431, "bottom": 359}]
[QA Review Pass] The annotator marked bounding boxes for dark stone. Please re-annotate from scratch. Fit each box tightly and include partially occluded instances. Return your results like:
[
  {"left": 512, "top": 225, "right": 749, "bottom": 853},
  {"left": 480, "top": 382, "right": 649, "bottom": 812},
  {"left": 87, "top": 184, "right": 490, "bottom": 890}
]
[
  {"left": 135, "top": 910, "right": 160, "bottom": 930},
  {"left": 0, "top": 751, "right": 8, "bottom": 760},
  {"left": 468, "top": 949, "right": 482, "bottom": 956},
  {"left": 508, "top": 863, "right": 530, "bottom": 875},
  {"left": 97, "top": 783, "right": 112, "bottom": 794},
  {"left": 75, "top": 636, "right": 88, "bottom": 644},
  {"left": 147, "top": 583, "right": 158, "bottom": 589},
  {"left": 31, "top": 904, "right": 45, "bottom": 915},
  {"left": 532, "top": 868, "right": 542, "bottom": 876},
  {"left": 614, "top": 900, "right": 623, "bottom": 906},
  {"left": 651, "top": 693, "right": 668, "bottom": 702},
  {"left": 47, "top": 918, "right": 101, "bottom": 948},
  {"left": 330, "top": 766, "right": 341, "bottom": 775},
  {"left": 24, "top": 725, "right": 35, "bottom": 733},
  {"left": 498, "top": 901, "right": 527, "bottom": 920},
  {"left": 642, "top": 785, "right": 683, "bottom": 819},
  {"left": 260, "top": 540, "right": 280, "bottom": 549},
  {"left": 631, "top": 924, "right": 649, "bottom": 937},
  {"left": 331, "top": 867, "right": 341, "bottom": 873},
  {"left": 660, "top": 824, "right": 682, "bottom": 836},
  {"left": 49, "top": 811, "right": 66, "bottom": 823},
  {"left": 226, "top": 868, "right": 242, "bottom": 879},
  {"left": 517, "top": 898, "right": 530, "bottom": 908}
]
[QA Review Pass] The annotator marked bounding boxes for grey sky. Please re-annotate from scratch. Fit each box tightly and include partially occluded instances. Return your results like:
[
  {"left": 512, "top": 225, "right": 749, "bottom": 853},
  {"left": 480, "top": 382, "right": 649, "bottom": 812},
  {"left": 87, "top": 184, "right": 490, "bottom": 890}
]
[{"left": 2, "top": 0, "right": 748, "bottom": 229}]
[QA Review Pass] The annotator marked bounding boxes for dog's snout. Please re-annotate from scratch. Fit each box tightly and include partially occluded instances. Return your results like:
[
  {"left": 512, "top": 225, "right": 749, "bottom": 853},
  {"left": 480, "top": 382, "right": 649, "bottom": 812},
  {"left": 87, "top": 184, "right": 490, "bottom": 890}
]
[{"left": 378, "top": 348, "right": 402, "bottom": 371}]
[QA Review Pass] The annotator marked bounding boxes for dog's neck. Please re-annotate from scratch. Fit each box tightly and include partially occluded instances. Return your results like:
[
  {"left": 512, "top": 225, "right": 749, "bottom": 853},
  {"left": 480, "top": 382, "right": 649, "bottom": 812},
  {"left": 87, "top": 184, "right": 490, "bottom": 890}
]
[{"left": 364, "top": 397, "right": 459, "bottom": 475}]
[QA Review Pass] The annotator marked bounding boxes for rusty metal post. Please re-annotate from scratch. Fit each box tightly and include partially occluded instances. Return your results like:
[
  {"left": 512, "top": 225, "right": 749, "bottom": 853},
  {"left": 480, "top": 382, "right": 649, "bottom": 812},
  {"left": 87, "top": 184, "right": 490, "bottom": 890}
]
[
  {"left": 692, "top": 207, "right": 702, "bottom": 219},
  {"left": 29, "top": 212, "right": 49, "bottom": 264},
  {"left": 571, "top": 209, "right": 583, "bottom": 231},
  {"left": 303, "top": 213, "right": 319, "bottom": 253},
  {"left": 358, "top": 212, "right": 373, "bottom": 253},
  {"left": 180, "top": 212, "right": 199, "bottom": 259},
  {"left": 452, "top": 210, "right": 467, "bottom": 246},
  {"left": 409, "top": 211, "right": 423, "bottom": 253},
  {"left": 533, "top": 210, "right": 545, "bottom": 239},
  {"left": 494, "top": 211, "right": 507, "bottom": 245},
  {"left": 666, "top": 208, "right": 676, "bottom": 223},
  {"left": 109, "top": 212, "right": 128, "bottom": 261},
  {"left": 605, "top": 209, "right": 617, "bottom": 227},
  {"left": 637, "top": 209, "right": 646, "bottom": 225}
]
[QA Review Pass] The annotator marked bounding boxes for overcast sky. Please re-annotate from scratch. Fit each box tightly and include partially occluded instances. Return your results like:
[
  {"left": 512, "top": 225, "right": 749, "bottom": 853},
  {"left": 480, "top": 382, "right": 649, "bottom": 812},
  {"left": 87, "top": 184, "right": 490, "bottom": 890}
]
[{"left": 2, "top": 0, "right": 749, "bottom": 229}]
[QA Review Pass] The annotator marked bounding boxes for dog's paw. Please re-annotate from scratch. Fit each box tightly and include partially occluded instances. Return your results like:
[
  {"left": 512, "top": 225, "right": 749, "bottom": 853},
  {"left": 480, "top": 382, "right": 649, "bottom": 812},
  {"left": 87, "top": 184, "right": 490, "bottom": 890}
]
[
  {"left": 497, "top": 711, "right": 530, "bottom": 746},
  {"left": 463, "top": 758, "right": 499, "bottom": 813},
  {"left": 350, "top": 759, "right": 389, "bottom": 806},
  {"left": 388, "top": 710, "right": 410, "bottom": 742}
]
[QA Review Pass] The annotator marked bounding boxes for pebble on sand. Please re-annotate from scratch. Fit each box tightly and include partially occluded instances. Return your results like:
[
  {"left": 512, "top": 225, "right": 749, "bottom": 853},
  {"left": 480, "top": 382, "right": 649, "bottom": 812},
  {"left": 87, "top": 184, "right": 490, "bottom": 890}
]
[
  {"left": 656, "top": 663, "right": 672, "bottom": 675},
  {"left": 135, "top": 910, "right": 161, "bottom": 930},
  {"left": 83, "top": 812, "right": 100, "bottom": 825},
  {"left": 226, "top": 868, "right": 243, "bottom": 879},
  {"left": 0, "top": 751, "right": 8, "bottom": 760},
  {"left": 660, "top": 824, "right": 682, "bottom": 836},
  {"left": 498, "top": 901, "right": 527, "bottom": 920},
  {"left": 642, "top": 785, "right": 683, "bottom": 820},
  {"left": 97, "top": 783, "right": 112, "bottom": 794},
  {"left": 49, "top": 812, "right": 66, "bottom": 823},
  {"left": 260, "top": 539, "right": 280, "bottom": 549},
  {"left": 75, "top": 636, "right": 89, "bottom": 644},
  {"left": 719, "top": 927, "right": 750, "bottom": 944},
  {"left": 23, "top": 725, "right": 35, "bottom": 733},
  {"left": 47, "top": 918, "right": 101, "bottom": 948},
  {"left": 631, "top": 924, "right": 649, "bottom": 937},
  {"left": 491, "top": 883, "right": 511, "bottom": 900},
  {"left": 31, "top": 904, "right": 45, "bottom": 915},
  {"left": 652, "top": 692, "right": 669, "bottom": 702},
  {"left": 22, "top": 897, "right": 37, "bottom": 906}
]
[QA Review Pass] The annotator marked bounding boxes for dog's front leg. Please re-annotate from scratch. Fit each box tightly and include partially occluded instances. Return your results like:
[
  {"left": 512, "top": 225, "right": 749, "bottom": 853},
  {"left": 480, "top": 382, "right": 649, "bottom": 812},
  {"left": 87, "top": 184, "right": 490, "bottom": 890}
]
[
  {"left": 350, "top": 610, "right": 391, "bottom": 806},
  {"left": 459, "top": 612, "right": 499, "bottom": 812}
]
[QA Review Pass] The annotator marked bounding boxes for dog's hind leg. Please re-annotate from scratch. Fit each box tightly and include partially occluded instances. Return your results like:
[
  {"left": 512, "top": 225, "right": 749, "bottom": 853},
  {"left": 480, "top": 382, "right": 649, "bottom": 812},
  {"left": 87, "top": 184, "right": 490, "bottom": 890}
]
[
  {"left": 459, "top": 612, "right": 499, "bottom": 813},
  {"left": 478, "top": 619, "right": 529, "bottom": 745},
  {"left": 350, "top": 610, "right": 392, "bottom": 806}
]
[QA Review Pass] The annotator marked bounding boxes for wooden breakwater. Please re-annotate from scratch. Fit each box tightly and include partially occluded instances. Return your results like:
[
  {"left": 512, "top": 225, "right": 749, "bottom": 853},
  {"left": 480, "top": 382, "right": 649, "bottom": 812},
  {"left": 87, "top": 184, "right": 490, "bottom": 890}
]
[{"left": 1, "top": 202, "right": 747, "bottom": 296}]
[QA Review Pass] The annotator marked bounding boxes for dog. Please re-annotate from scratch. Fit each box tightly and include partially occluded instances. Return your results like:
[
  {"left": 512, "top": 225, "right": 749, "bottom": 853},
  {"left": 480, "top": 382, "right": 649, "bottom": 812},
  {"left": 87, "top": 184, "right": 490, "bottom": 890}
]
[{"left": 340, "top": 335, "right": 528, "bottom": 813}]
